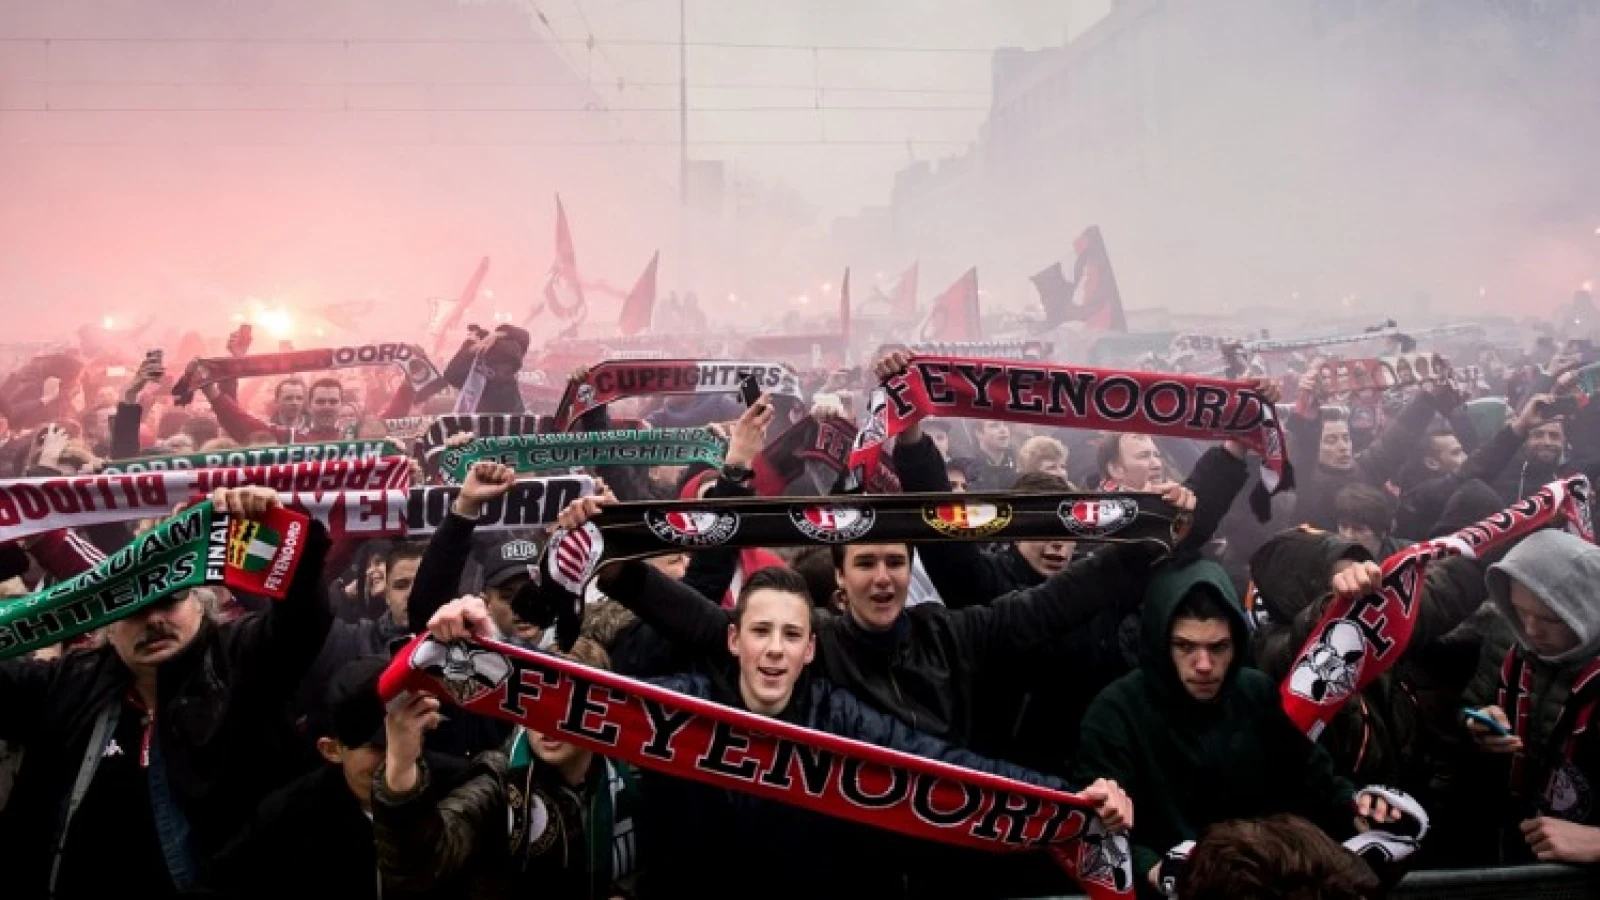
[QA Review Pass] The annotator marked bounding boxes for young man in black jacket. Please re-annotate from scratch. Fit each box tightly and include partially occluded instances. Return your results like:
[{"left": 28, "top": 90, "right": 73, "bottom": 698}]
[
  {"left": 0, "top": 486, "right": 332, "bottom": 899},
  {"left": 419, "top": 567, "right": 1133, "bottom": 900}
]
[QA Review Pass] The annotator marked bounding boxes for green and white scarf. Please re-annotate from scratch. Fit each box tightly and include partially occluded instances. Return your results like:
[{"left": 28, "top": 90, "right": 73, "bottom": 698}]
[{"left": 440, "top": 429, "right": 726, "bottom": 485}]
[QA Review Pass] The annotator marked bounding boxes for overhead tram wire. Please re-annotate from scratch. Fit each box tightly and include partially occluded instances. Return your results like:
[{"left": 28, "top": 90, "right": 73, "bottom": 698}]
[{"left": 0, "top": 36, "right": 1000, "bottom": 53}]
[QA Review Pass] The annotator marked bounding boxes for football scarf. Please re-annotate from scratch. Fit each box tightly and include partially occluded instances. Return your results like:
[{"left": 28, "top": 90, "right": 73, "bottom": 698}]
[
  {"left": 285, "top": 476, "right": 595, "bottom": 540},
  {"left": 170, "top": 342, "right": 443, "bottom": 404},
  {"left": 553, "top": 359, "right": 804, "bottom": 431},
  {"left": 98, "top": 440, "right": 403, "bottom": 475},
  {"left": 439, "top": 429, "right": 727, "bottom": 485},
  {"left": 0, "top": 500, "right": 311, "bottom": 659},
  {"left": 849, "top": 356, "right": 1290, "bottom": 504},
  {"left": 1497, "top": 649, "right": 1600, "bottom": 819},
  {"left": 534, "top": 490, "right": 1183, "bottom": 648},
  {"left": 1313, "top": 354, "right": 1454, "bottom": 396},
  {"left": 752, "top": 415, "right": 900, "bottom": 496},
  {"left": 412, "top": 414, "right": 551, "bottom": 461},
  {"left": 904, "top": 340, "right": 1048, "bottom": 360},
  {"left": 379, "top": 633, "right": 1136, "bottom": 899},
  {"left": 454, "top": 350, "right": 492, "bottom": 413},
  {"left": 0, "top": 457, "right": 410, "bottom": 544},
  {"left": 1238, "top": 323, "right": 1398, "bottom": 355},
  {"left": 1283, "top": 475, "right": 1594, "bottom": 740}
]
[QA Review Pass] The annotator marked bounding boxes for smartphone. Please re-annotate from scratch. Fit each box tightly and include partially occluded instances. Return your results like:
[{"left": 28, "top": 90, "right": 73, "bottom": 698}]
[
  {"left": 738, "top": 374, "right": 763, "bottom": 408},
  {"left": 1461, "top": 707, "right": 1511, "bottom": 736},
  {"left": 1538, "top": 396, "right": 1581, "bottom": 418}
]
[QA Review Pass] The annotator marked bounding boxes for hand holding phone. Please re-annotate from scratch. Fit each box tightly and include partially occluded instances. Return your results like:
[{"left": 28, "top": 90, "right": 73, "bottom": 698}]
[
  {"left": 738, "top": 374, "right": 764, "bottom": 409},
  {"left": 1461, "top": 707, "right": 1511, "bottom": 736}
]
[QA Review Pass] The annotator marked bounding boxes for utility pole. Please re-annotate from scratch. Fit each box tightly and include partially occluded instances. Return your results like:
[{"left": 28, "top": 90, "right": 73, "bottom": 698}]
[{"left": 678, "top": 0, "right": 690, "bottom": 296}]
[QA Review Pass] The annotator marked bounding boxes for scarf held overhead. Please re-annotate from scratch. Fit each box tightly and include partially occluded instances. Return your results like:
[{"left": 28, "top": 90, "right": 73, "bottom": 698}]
[
  {"left": 0, "top": 500, "right": 311, "bottom": 659},
  {"left": 170, "top": 342, "right": 442, "bottom": 404},
  {"left": 440, "top": 428, "right": 726, "bottom": 484},
  {"left": 0, "top": 457, "right": 410, "bottom": 544},
  {"left": 1283, "top": 476, "right": 1595, "bottom": 740},
  {"left": 98, "top": 440, "right": 403, "bottom": 475},
  {"left": 234, "top": 476, "right": 595, "bottom": 541},
  {"left": 534, "top": 490, "right": 1182, "bottom": 648},
  {"left": 379, "top": 634, "right": 1134, "bottom": 899},
  {"left": 554, "top": 359, "right": 803, "bottom": 431},
  {"left": 850, "top": 356, "right": 1290, "bottom": 493}
]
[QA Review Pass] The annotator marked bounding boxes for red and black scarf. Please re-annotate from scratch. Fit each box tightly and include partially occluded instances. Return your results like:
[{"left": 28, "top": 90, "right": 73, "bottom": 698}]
[
  {"left": 752, "top": 415, "right": 900, "bottom": 496},
  {"left": 554, "top": 359, "right": 804, "bottom": 431},
  {"left": 848, "top": 356, "right": 1290, "bottom": 509},
  {"left": 379, "top": 633, "right": 1136, "bottom": 899},
  {"left": 1498, "top": 649, "right": 1600, "bottom": 819},
  {"left": 1283, "top": 475, "right": 1594, "bottom": 739}
]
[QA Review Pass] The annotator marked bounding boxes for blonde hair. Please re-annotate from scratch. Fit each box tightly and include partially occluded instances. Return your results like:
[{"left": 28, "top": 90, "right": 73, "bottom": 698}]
[{"left": 1018, "top": 435, "right": 1068, "bottom": 474}]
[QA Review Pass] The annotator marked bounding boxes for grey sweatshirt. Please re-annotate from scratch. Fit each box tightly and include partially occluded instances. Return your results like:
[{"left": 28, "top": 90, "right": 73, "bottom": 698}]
[{"left": 1487, "top": 528, "right": 1600, "bottom": 664}]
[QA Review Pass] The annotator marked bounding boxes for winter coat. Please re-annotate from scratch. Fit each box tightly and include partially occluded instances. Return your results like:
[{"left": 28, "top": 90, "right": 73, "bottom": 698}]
[
  {"left": 1288, "top": 390, "right": 1444, "bottom": 529},
  {"left": 373, "top": 733, "right": 639, "bottom": 900},
  {"left": 1075, "top": 559, "right": 1356, "bottom": 893},
  {"left": 0, "top": 522, "right": 332, "bottom": 897},
  {"left": 637, "top": 669, "right": 1071, "bottom": 900}
]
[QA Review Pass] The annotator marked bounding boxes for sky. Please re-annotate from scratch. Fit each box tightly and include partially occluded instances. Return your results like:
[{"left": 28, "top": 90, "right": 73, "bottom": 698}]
[{"left": 533, "top": 0, "right": 1113, "bottom": 216}]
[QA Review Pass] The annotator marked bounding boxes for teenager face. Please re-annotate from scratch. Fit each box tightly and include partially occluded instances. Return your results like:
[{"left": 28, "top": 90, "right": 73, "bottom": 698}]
[
  {"left": 1016, "top": 539, "right": 1075, "bottom": 577},
  {"left": 485, "top": 582, "right": 539, "bottom": 644},
  {"left": 728, "top": 589, "right": 816, "bottom": 716},
  {"left": 1107, "top": 435, "right": 1163, "bottom": 489},
  {"left": 1319, "top": 421, "right": 1355, "bottom": 470},
  {"left": 976, "top": 421, "right": 1011, "bottom": 455},
  {"left": 836, "top": 544, "right": 912, "bottom": 632},
  {"left": 1510, "top": 579, "right": 1580, "bottom": 658},
  {"left": 1170, "top": 616, "right": 1234, "bottom": 702},
  {"left": 318, "top": 739, "right": 383, "bottom": 811}
]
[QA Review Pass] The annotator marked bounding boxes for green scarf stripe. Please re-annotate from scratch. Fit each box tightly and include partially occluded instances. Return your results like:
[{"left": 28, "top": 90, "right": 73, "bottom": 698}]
[
  {"left": 100, "top": 440, "right": 404, "bottom": 475},
  {"left": 441, "top": 429, "right": 726, "bottom": 484}
]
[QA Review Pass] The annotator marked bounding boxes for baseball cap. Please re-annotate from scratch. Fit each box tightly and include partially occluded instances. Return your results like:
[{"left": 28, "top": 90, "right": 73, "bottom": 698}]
[
  {"left": 482, "top": 537, "right": 541, "bottom": 590},
  {"left": 324, "top": 656, "right": 390, "bottom": 750}
]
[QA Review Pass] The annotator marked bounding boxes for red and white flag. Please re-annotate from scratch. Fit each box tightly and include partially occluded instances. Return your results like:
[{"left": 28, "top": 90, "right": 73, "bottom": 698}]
[
  {"left": 618, "top": 252, "right": 658, "bottom": 337},
  {"left": 540, "top": 195, "right": 587, "bottom": 323},
  {"left": 914, "top": 268, "right": 981, "bottom": 342}
]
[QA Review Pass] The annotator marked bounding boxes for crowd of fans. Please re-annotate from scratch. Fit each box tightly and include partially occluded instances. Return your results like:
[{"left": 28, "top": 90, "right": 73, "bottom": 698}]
[{"left": 0, "top": 318, "right": 1597, "bottom": 900}]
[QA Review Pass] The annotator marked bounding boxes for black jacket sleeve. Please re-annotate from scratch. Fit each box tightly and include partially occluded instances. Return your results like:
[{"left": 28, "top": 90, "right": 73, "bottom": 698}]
[
  {"left": 947, "top": 541, "right": 1165, "bottom": 669},
  {"left": 221, "top": 520, "right": 334, "bottom": 696},
  {"left": 1182, "top": 446, "right": 1250, "bottom": 550},
  {"left": 442, "top": 339, "right": 477, "bottom": 391},
  {"left": 892, "top": 434, "right": 1004, "bottom": 608},
  {"left": 0, "top": 656, "right": 60, "bottom": 744},
  {"left": 679, "top": 475, "right": 753, "bottom": 605},
  {"left": 409, "top": 511, "right": 479, "bottom": 634},
  {"left": 110, "top": 401, "right": 143, "bottom": 459},
  {"left": 1354, "top": 390, "right": 1445, "bottom": 489},
  {"left": 599, "top": 561, "right": 733, "bottom": 659},
  {"left": 1458, "top": 425, "right": 1525, "bottom": 489}
]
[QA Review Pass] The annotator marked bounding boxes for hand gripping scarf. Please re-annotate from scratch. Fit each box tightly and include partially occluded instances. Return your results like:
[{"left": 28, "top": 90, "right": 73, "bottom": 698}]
[
  {"left": 533, "top": 490, "right": 1183, "bottom": 649},
  {"left": 439, "top": 428, "right": 727, "bottom": 485},
  {"left": 554, "top": 359, "right": 804, "bottom": 431},
  {"left": 98, "top": 439, "right": 404, "bottom": 475},
  {"left": 0, "top": 500, "right": 312, "bottom": 659},
  {"left": 379, "top": 633, "right": 1136, "bottom": 899},
  {"left": 1282, "top": 476, "right": 1595, "bottom": 739},
  {"left": 849, "top": 356, "right": 1290, "bottom": 510},
  {"left": 0, "top": 457, "right": 410, "bottom": 543},
  {"left": 411, "top": 414, "right": 550, "bottom": 461},
  {"left": 170, "top": 342, "right": 443, "bottom": 404}
]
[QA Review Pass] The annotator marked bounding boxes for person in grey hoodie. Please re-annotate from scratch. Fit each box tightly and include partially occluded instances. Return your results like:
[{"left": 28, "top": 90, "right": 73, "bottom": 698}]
[{"left": 1461, "top": 528, "right": 1600, "bottom": 866}]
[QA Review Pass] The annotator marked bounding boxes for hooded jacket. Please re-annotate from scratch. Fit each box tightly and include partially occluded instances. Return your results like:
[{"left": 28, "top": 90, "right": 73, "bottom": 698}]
[
  {"left": 1463, "top": 529, "right": 1600, "bottom": 843},
  {"left": 1075, "top": 559, "right": 1356, "bottom": 893}
]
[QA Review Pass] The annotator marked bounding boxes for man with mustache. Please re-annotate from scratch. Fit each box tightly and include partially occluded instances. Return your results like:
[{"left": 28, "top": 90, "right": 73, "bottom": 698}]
[{"left": 0, "top": 486, "right": 332, "bottom": 899}]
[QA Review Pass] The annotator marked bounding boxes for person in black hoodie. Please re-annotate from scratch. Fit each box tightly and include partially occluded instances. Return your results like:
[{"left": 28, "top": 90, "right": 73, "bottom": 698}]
[
  {"left": 419, "top": 569, "right": 1134, "bottom": 900},
  {"left": 442, "top": 324, "right": 530, "bottom": 414},
  {"left": 0, "top": 486, "right": 332, "bottom": 899}
]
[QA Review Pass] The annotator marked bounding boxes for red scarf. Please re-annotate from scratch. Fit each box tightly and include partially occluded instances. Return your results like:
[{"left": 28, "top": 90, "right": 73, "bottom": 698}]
[
  {"left": 1283, "top": 475, "right": 1594, "bottom": 739},
  {"left": 379, "top": 634, "right": 1135, "bottom": 899},
  {"left": 848, "top": 356, "right": 1289, "bottom": 500},
  {"left": 1498, "top": 649, "right": 1600, "bottom": 814},
  {"left": 554, "top": 359, "right": 803, "bottom": 431}
]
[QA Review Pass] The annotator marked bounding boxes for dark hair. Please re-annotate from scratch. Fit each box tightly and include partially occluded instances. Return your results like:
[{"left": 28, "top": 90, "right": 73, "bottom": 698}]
[
  {"left": 790, "top": 547, "right": 840, "bottom": 609},
  {"left": 1334, "top": 484, "right": 1393, "bottom": 536},
  {"left": 945, "top": 458, "right": 973, "bottom": 480},
  {"left": 828, "top": 542, "right": 913, "bottom": 570},
  {"left": 1011, "top": 470, "right": 1070, "bottom": 493},
  {"left": 1181, "top": 814, "right": 1380, "bottom": 900},
  {"left": 733, "top": 566, "right": 812, "bottom": 627},
  {"left": 1094, "top": 432, "right": 1152, "bottom": 478},
  {"left": 308, "top": 377, "right": 344, "bottom": 400},
  {"left": 384, "top": 541, "right": 426, "bottom": 573},
  {"left": 1172, "top": 588, "right": 1234, "bottom": 624},
  {"left": 273, "top": 377, "right": 307, "bottom": 400}
]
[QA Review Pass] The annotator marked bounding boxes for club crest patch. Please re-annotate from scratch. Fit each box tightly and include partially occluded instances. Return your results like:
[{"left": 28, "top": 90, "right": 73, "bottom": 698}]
[
  {"left": 411, "top": 638, "right": 512, "bottom": 706},
  {"left": 644, "top": 509, "right": 741, "bottom": 547},
  {"left": 1287, "top": 619, "right": 1366, "bottom": 705},
  {"left": 922, "top": 502, "right": 1013, "bottom": 538},
  {"left": 1057, "top": 497, "right": 1139, "bottom": 538},
  {"left": 789, "top": 505, "right": 877, "bottom": 543}
]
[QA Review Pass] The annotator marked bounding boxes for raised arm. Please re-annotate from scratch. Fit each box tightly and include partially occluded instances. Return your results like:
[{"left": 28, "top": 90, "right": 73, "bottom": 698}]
[{"left": 408, "top": 459, "right": 515, "bottom": 633}]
